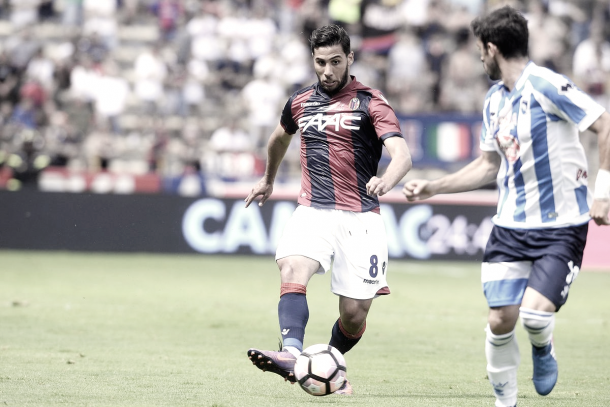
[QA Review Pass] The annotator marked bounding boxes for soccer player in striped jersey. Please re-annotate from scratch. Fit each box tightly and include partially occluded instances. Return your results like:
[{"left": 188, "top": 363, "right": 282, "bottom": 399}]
[
  {"left": 245, "top": 24, "right": 412, "bottom": 394},
  {"left": 403, "top": 6, "right": 610, "bottom": 407}
]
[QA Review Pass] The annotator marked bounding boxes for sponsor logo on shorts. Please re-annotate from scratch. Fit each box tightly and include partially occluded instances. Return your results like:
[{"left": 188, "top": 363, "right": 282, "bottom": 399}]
[{"left": 362, "top": 279, "right": 379, "bottom": 284}]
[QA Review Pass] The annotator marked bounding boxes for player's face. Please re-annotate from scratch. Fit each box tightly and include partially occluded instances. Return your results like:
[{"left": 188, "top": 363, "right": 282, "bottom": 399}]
[
  {"left": 476, "top": 39, "right": 501, "bottom": 81},
  {"left": 313, "top": 44, "right": 354, "bottom": 96}
]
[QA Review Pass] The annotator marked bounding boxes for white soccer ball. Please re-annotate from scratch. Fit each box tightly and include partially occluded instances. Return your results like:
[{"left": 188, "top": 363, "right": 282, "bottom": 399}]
[{"left": 293, "top": 344, "right": 347, "bottom": 396}]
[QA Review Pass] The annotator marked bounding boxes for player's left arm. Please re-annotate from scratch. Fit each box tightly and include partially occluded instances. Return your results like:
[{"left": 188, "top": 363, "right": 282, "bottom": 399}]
[
  {"left": 587, "top": 111, "right": 610, "bottom": 225},
  {"left": 366, "top": 136, "right": 412, "bottom": 197}
]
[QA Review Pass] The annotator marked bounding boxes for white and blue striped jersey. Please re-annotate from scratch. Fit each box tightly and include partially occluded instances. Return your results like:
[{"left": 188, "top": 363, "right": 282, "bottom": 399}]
[{"left": 480, "top": 61, "right": 605, "bottom": 229}]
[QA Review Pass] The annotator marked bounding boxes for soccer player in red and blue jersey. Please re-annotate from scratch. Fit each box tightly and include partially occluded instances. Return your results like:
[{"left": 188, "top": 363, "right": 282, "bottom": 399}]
[{"left": 245, "top": 24, "right": 412, "bottom": 394}]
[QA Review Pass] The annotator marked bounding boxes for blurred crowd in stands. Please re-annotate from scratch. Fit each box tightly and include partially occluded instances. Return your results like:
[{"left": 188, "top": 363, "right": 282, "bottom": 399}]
[{"left": 0, "top": 0, "right": 609, "bottom": 191}]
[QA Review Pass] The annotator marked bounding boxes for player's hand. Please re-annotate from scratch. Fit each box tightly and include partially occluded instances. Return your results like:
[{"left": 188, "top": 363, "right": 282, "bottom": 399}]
[
  {"left": 403, "top": 180, "right": 434, "bottom": 202},
  {"left": 590, "top": 199, "right": 610, "bottom": 225},
  {"left": 366, "top": 176, "right": 390, "bottom": 196},
  {"left": 245, "top": 178, "right": 274, "bottom": 208}
]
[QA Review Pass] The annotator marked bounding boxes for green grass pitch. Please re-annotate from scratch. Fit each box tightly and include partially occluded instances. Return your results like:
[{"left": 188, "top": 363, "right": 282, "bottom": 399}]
[{"left": 1, "top": 250, "right": 609, "bottom": 406}]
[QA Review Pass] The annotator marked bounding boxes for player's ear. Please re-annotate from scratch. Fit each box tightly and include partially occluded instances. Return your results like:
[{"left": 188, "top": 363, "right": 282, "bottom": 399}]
[
  {"left": 487, "top": 42, "right": 499, "bottom": 57},
  {"left": 347, "top": 51, "right": 354, "bottom": 66}
]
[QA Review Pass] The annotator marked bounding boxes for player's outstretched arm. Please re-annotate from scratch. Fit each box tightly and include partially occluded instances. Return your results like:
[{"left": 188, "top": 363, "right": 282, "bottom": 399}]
[
  {"left": 587, "top": 111, "right": 610, "bottom": 225},
  {"left": 245, "top": 124, "right": 293, "bottom": 208},
  {"left": 366, "top": 136, "right": 412, "bottom": 196},
  {"left": 403, "top": 150, "right": 501, "bottom": 202}
]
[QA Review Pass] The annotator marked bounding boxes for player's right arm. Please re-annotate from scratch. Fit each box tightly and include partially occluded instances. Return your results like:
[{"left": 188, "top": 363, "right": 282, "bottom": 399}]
[
  {"left": 244, "top": 123, "right": 293, "bottom": 207},
  {"left": 403, "top": 150, "right": 501, "bottom": 202},
  {"left": 587, "top": 111, "right": 610, "bottom": 225}
]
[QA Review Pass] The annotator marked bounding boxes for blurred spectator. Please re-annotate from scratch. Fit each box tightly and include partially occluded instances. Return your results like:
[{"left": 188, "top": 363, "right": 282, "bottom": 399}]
[
  {"left": 385, "top": 28, "right": 430, "bottom": 112},
  {"left": 205, "top": 116, "right": 257, "bottom": 180},
  {"left": 209, "top": 117, "right": 252, "bottom": 153},
  {"left": 64, "top": 92, "right": 94, "bottom": 140},
  {"left": 439, "top": 27, "right": 486, "bottom": 113},
  {"left": 83, "top": 121, "right": 115, "bottom": 171},
  {"left": 350, "top": 50, "right": 385, "bottom": 91},
  {"left": 25, "top": 48, "right": 55, "bottom": 93},
  {"left": 92, "top": 60, "right": 129, "bottom": 134},
  {"left": 328, "top": 0, "right": 361, "bottom": 29},
  {"left": 240, "top": 71, "right": 285, "bottom": 151},
  {"left": 38, "top": 0, "right": 55, "bottom": 21},
  {"left": 76, "top": 32, "right": 110, "bottom": 66},
  {"left": 150, "top": 0, "right": 185, "bottom": 42},
  {"left": 181, "top": 66, "right": 205, "bottom": 116},
  {"left": 400, "top": 0, "right": 430, "bottom": 29},
  {"left": 526, "top": 0, "right": 570, "bottom": 72},
  {"left": 279, "top": 33, "right": 313, "bottom": 92},
  {"left": 187, "top": 1, "right": 224, "bottom": 65},
  {"left": 6, "top": 129, "right": 50, "bottom": 188},
  {"left": 5, "top": 28, "right": 41, "bottom": 74},
  {"left": 146, "top": 118, "right": 169, "bottom": 173},
  {"left": 83, "top": 0, "right": 119, "bottom": 49},
  {"left": 163, "top": 63, "right": 187, "bottom": 116},
  {"left": 359, "top": 0, "right": 405, "bottom": 55},
  {"left": 10, "top": 98, "right": 38, "bottom": 130},
  {"left": 44, "top": 109, "right": 82, "bottom": 167},
  {"left": 10, "top": 0, "right": 40, "bottom": 29},
  {"left": 69, "top": 55, "right": 100, "bottom": 103},
  {"left": 425, "top": 32, "right": 448, "bottom": 108},
  {"left": 133, "top": 45, "right": 167, "bottom": 115},
  {"left": 296, "top": 0, "right": 330, "bottom": 41},
  {"left": 62, "top": 0, "right": 84, "bottom": 26},
  {"left": 244, "top": 6, "right": 278, "bottom": 62},
  {"left": 572, "top": 20, "right": 610, "bottom": 110},
  {"left": 20, "top": 77, "right": 47, "bottom": 109},
  {"left": 0, "top": 51, "right": 21, "bottom": 106}
]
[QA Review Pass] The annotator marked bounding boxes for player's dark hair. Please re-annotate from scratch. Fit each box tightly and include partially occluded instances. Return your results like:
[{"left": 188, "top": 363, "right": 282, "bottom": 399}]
[
  {"left": 470, "top": 6, "right": 528, "bottom": 59},
  {"left": 309, "top": 24, "right": 351, "bottom": 56}
]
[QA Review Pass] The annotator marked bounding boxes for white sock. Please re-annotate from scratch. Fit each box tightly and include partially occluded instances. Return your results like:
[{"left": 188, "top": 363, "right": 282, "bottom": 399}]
[
  {"left": 520, "top": 307, "right": 555, "bottom": 348},
  {"left": 283, "top": 346, "right": 301, "bottom": 358},
  {"left": 486, "top": 325, "right": 519, "bottom": 407}
]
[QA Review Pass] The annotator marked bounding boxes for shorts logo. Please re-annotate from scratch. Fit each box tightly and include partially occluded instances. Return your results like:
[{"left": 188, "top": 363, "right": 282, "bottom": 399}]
[
  {"left": 349, "top": 97, "right": 360, "bottom": 110},
  {"left": 362, "top": 279, "right": 379, "bottom": 284},
  {"left": 561, "top": 260, "right": 580, "bottom": 299}
]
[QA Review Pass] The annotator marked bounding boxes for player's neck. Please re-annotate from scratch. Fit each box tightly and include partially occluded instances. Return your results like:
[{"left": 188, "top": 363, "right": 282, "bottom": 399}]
[{"left": 500, "top": 57, "right": 530, "bottom": 92}]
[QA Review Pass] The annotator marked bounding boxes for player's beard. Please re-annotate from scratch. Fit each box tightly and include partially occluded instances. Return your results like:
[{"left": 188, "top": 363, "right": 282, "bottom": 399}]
[
  {"left": 485, "top": 56, "right": 501, "bottom": 81},
  {"left": 317, "top": 66, "right": 349, "bottom": 96}
]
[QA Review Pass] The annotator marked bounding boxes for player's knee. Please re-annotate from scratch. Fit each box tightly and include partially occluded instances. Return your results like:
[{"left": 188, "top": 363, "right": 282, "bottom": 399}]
[
  {"left": 519, "top": 308, "right": 554, "bottom": 333},
  {"left": 488, "top": 311, "right": 518, "bottom": 335},
  {"left": 338, "top": 315, "right": 366, "bottom": 338},
  {"left": 339, "top": 313, "right": 364, "bottom": 331},
  {"left": 279, "top": 263, "right": 306, "bottom": 284}
]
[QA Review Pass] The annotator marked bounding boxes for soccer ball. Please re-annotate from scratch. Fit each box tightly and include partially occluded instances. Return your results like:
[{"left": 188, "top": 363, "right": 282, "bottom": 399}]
[{"left": 294, "top": 344, "right": 347, "bottom": 396}]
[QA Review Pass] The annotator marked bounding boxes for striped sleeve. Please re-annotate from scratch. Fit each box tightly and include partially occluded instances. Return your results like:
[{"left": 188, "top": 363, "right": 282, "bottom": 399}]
[{"left": 368, "top": 91, "right": 403, "bottom": 141}]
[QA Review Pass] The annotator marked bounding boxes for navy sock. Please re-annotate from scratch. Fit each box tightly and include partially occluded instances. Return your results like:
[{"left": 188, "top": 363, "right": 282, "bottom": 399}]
[
  {"left": 329, "top": 318, "right": 364, "bottom": 354},
  {"left": 278, "top": 293, "right": 308, "bottom": 351}
]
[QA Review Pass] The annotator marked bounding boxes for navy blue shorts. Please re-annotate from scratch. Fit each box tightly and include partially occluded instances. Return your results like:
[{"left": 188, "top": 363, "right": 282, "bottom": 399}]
[{"left": 481, "top": 223, "right": 588, "bottom": 310}]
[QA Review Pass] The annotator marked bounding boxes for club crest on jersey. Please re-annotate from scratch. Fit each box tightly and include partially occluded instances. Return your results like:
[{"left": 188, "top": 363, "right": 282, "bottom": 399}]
[
  {"left": 496, "top": 112, "right": 520, "bottom": 163},
  {"left": 349, "top": 97, "right": 360, "bottom": 110}
]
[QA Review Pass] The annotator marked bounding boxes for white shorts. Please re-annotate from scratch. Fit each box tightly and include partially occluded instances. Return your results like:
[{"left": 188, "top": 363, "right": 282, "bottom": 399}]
[{"left": 275, "top": 205, "right": 390, "bottom": 300}]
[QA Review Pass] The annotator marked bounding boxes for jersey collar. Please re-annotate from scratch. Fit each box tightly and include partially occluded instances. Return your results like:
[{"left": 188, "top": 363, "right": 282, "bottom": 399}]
[{"left": 316, "top": 75, "right": 359, "bottom": 98}]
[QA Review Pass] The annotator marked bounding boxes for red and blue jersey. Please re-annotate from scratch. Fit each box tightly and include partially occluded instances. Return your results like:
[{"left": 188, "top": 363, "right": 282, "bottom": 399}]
[{"left": 280, "top": 77, "right": 403, "bottom": 213}]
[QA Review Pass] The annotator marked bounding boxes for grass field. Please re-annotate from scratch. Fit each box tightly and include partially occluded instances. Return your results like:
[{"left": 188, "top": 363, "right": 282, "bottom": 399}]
[{"left": 1, "top": 250, "right": 609, "bottom": 406}]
